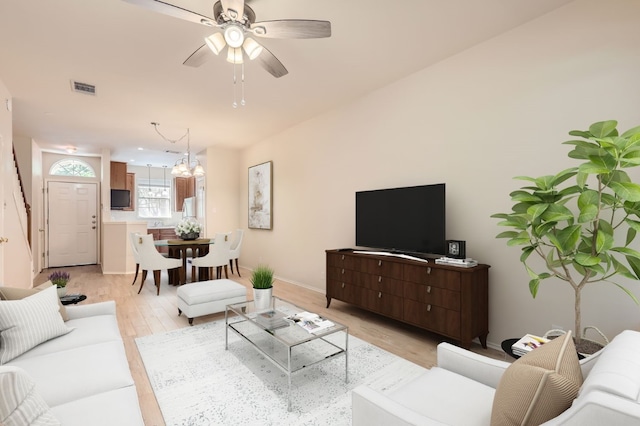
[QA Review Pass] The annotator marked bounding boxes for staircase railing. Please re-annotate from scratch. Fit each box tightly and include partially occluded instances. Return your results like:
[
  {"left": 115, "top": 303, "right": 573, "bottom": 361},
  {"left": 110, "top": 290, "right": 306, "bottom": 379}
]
[{"left": 12, "top": 146, "right": 31, "bottom": 246}]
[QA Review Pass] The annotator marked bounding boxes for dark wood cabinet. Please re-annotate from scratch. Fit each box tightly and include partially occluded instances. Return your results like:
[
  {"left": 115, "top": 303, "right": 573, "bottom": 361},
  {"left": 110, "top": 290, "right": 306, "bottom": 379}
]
[
  {"left": 326, "top": 249, "right": 490, "bottom": 349},
  {"left": 175, "top": 177, "right": 195, "bottom": 212},
  {"left": 110, "top": 161, "right": 127, "bottom": 190},
  {"left": 123, "top": 172, "right": 135, "bottom": 211}
]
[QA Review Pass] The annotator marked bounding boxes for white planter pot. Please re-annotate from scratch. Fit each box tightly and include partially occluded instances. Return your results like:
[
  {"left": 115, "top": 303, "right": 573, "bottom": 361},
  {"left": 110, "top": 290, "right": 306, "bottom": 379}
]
[
  {"left": 253, "top": 288, "right": 273, "bottom": 311},
  {"left": 57, "top": 286, "right": 67, "bottom": 297}
]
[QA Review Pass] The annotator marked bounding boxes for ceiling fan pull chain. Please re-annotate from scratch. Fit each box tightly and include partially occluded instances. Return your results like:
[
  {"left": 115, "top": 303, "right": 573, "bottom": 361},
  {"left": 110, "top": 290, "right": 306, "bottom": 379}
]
[
  {"left": 232, "top": 63, "right": 238, "bottom": 108},
  {"left": 241, "top": 62, "right": 246, "bottom": 107}
]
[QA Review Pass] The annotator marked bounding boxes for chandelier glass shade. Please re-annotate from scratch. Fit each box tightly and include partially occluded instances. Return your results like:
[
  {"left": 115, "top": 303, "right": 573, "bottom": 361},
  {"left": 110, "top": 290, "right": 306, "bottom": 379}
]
[{"left": 151, "top": 122, "right": 204, "bottom": 178}]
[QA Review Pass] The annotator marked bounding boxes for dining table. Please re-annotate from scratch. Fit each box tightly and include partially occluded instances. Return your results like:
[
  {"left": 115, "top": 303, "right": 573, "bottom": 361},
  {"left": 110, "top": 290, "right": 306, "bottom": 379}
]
[{"left": 154, "top": 238, "right": 214, "bottom": 285}]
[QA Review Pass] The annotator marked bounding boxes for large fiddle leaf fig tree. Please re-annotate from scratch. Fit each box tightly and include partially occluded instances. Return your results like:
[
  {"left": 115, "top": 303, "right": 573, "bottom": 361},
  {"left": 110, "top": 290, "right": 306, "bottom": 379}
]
[{"left": 492, "top": 120, "right": 640, "bottom": 345}]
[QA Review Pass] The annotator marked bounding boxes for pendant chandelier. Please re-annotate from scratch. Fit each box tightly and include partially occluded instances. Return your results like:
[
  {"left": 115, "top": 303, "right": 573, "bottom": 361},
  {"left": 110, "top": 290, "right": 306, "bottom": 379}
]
[{"left": 151, "top": 122, "right": 205, "bottom": 177}]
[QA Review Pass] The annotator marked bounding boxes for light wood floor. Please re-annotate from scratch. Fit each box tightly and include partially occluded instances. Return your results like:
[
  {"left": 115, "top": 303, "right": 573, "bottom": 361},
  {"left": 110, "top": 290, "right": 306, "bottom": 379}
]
[{"left": 36, "top": 264, "right": 505, "bottom": 426}]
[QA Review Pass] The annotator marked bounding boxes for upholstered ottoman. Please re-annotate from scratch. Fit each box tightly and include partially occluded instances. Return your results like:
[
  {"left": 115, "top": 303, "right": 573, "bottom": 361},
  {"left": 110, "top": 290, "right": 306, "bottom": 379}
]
[{"left": 177, "top": 279, "right": 247, "bottom": 325}]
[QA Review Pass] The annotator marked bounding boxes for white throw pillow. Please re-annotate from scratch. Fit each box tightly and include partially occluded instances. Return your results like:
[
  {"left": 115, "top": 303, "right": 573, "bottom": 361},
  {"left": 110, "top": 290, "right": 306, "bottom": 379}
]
[
  {"left": 0, "top": 285, "right": 72, "bottom": 364},
  {"left": 0, "top": 365, "right": 61, "bottom": 425}
]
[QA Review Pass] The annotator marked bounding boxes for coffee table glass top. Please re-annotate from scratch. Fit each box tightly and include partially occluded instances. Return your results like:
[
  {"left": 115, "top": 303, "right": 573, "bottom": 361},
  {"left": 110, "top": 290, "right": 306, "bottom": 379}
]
[{"left": 225, "top": 296, "right": 348, "bottom": 372}]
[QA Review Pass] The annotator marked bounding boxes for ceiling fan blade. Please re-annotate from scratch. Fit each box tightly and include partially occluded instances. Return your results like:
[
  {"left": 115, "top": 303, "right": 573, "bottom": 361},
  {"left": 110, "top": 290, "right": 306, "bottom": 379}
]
[
  {"left": 220, "top": 0, "right": 245, "bottom": 22},
  {"left": 122, "top": 0, "right": 216, "bottom": 27},
  {"left": 251, "top": 20, "right": 331, "bottom": 39},
  {"left": 256, "top": 46, "right": 288, "bottom": 78},
  {"left": 183, "top": 44, "right": 213, "bottom": 67}
]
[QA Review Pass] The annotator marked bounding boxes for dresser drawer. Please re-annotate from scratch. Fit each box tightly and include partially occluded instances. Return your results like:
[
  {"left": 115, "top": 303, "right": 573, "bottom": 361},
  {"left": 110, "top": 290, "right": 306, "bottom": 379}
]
[
  {"left": 403, "top": 264, "right": 461, "bottom": 291},
  {"left": 404, "top": 299, "right": 460, "bottom": 339},
  {"left": 403, "top": 281, "right": 460, "bottom": 310}
]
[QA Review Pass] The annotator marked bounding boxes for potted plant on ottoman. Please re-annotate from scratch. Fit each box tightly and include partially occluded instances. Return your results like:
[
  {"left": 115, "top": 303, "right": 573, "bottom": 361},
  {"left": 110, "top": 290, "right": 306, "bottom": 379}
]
[
  {"left": 492, "top": 120, "right": 640, "bottom": 354},
  {"left": 251, "top": 265, "right": 274, "bottom": 310},
  {"left": 48, "top": 270, "right": 70, "bottom": 297}
]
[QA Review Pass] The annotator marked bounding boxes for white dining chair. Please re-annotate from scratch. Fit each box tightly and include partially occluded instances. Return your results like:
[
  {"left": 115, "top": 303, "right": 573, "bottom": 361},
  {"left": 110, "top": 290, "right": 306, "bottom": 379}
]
[
  {"left": 228, "top": 229, "right": 244, "bottom": 277},
  {"left": 134, "top": 233, "right": 183, "bottom": 295},
  {"left": 129, "top": 232, "right": 141, "bottom": 286},
  {"left": 191, "top": 232, "right": 232, "bottom": 281}
]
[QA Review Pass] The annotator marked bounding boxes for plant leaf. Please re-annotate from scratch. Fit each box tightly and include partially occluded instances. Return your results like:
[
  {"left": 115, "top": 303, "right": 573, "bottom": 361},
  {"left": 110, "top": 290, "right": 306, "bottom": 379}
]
[{"left": 589, "top": 120, "right": 618, "bottom": 138}]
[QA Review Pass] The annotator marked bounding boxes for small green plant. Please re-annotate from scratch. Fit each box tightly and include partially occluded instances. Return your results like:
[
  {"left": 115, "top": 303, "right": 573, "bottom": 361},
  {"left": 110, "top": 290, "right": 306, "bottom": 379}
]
[
  {"left": 250, "top": 265, "right": 274, "bottom": 289},
  {"left": 48, "top": 270, "right": 70, "bottom": 288}
]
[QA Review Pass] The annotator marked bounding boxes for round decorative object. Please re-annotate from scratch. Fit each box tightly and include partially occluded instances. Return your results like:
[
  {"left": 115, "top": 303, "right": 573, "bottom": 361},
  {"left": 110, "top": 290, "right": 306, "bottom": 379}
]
[{"left": 181, "top": 232, "right": 200, "bottom": 240}]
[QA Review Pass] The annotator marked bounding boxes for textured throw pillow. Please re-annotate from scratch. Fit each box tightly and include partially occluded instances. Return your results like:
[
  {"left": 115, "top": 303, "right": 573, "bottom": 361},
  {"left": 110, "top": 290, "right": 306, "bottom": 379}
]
[
  {"left": 491, "top": 331, "right": 583, "bottom": 426},
  {"left": 0, "top": 281, "right": 69, "bottom": 322},
  {"left": 0, "top": 365, "right": 61, "bottom": 426},
  {"left": 0, "top": 285, "right": 73, "bottom": 364}
]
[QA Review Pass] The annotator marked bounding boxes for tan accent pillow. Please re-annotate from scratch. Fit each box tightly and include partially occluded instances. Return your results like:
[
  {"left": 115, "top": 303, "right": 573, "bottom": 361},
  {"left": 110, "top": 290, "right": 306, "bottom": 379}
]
[
  {"left": 0, "top": 281, "right": 68, "bottom": 321},
  {"left": 491, "top": 331, "right": 583, "bottom": 426}
]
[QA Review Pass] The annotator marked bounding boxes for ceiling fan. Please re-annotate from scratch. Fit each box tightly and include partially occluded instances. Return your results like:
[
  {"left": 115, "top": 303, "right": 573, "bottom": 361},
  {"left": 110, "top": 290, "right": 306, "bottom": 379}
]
[{"left": 123, "top": 0, "right": 332, "bottom": 78}]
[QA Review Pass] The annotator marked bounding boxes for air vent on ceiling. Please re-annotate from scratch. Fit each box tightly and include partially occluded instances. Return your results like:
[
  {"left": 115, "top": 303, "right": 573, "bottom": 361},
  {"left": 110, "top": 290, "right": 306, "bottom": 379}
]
[
  {"left": 70, "top": 80, "right": 96, "bottom": 95},
  {"left": 164, "top": 149, "right": 181, "bottom": 154}
]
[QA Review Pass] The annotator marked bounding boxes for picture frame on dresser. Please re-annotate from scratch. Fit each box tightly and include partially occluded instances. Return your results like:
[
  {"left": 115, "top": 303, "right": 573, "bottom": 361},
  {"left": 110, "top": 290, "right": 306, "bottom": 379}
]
[{"left": 248, "top": 161, "right": 273, "bottom": 230}]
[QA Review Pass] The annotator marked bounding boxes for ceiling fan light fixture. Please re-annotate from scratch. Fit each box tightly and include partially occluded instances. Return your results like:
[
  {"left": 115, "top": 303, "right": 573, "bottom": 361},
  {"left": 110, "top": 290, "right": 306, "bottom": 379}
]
[
  {"left": 226, "top": 47, "right": 244, "bottom": 64},
  {"left": 242, "top": 37, "right": 263, "bottom": 60},
  {"left": 224, "top": 25, "right": 245, "bottom": 48},
  {"left": 205, "top": 33, "right": 226, "bottom": 55}
]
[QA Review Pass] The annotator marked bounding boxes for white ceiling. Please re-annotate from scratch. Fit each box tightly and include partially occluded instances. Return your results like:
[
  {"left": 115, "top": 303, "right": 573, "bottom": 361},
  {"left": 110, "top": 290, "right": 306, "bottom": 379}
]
[{"left": 0, "top": 0, "right": 573, "bottom": 167}]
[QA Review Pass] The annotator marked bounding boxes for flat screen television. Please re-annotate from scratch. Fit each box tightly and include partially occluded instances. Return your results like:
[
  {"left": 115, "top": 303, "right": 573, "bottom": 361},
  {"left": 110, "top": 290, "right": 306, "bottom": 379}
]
[
  {"left": 355, "top": 183, "right": 446, "bottom": 255},
  {"left": 110, "top": 189, "right": 130, "bottom": 210}
]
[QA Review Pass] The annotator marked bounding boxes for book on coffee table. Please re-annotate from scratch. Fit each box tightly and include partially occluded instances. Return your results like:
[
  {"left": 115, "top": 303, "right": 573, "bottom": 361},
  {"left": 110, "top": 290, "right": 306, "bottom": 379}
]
[
  {"left": 255, "top": 310, "right": 290, "bottom": 330},
  {"left": 287, "top": 311, "right": 334, "bottom": 334}
]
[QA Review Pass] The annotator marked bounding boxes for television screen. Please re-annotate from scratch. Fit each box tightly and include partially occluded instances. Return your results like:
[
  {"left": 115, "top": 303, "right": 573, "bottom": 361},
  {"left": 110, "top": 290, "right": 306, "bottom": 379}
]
[
  {"left": 356, "top": 183, "right": 446, "bottom": 255},
  {"left": 111, "top": 189, "right": 130, "bottom": 209}
]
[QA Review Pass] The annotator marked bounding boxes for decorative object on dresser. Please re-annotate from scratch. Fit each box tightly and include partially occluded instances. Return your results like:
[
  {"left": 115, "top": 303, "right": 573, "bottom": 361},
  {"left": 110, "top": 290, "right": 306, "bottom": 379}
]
[
  {"left": 446, "top": 240, "right": 466, "bottom": 259},
  {"left": 326, "top": 249, "right": 490, "bottom": 349},
  {"left": 250, "top": 264, "right": 274, "bottom": 310},
  {"left": 491, "top": 120, "right": 640, "bottom": 355}
]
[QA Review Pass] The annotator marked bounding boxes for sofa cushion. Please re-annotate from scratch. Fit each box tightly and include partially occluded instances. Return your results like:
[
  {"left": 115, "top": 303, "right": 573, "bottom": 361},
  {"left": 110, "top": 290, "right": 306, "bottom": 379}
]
[
  {"left": 389, "top": 367, "right": 496, "bottom": 425},
  {"left": 13, "top": 315, "right": 122, "bottom": 361},
  {"left": 491, "top": 331, "right": 583, "bottom": 426},
  {"left": 8, "top": 340, "right": 135, "bottom": 407},
  {"left": 0, "top": 281, "right": 68, "bottom": 321},
  {"left": 0, "top": 365, "right": 60, "bottom": 426},
  {"left": 0, "top": 285, "right": 73, "bottom": 364},
  {"left": 50, "top": 386, "right": 144, "bottom": 426}
]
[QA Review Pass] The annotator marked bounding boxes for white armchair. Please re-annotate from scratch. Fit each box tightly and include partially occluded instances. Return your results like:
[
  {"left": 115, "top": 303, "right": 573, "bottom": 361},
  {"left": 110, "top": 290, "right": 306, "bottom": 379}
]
[
  {"left": 134, "top": 233, "right": 183, "bottom": 295},
  {"left": 353, "top": 330, "right": 640, "bottom": 426},
  {"left": 191, "top": 232, "right": 232, "bottom": 281}
]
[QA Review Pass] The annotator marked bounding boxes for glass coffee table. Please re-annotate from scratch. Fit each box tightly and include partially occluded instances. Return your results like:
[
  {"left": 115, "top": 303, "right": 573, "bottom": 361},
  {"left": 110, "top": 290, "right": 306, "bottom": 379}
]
[{"left": 225, "top": 296, "right": 348, "bottom": 411}]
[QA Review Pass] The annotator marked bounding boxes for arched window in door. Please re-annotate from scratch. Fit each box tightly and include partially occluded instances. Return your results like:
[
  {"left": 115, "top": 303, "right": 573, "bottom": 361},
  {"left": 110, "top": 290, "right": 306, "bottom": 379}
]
[{"left": 49, "top": 159, "right": 96, "bottom": 177}]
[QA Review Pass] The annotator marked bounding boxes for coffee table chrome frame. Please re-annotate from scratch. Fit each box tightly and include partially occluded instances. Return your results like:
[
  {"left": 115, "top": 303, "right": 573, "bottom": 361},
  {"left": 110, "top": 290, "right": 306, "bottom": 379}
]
[{"left": 225, "top": 297, "right": 348, "bottom": 411}]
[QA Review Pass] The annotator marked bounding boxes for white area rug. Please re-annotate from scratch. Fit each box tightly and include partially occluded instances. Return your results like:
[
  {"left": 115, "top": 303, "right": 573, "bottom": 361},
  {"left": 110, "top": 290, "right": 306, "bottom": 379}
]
[{"left": 135, "top": 319, "right": 426, "bottom": 426}]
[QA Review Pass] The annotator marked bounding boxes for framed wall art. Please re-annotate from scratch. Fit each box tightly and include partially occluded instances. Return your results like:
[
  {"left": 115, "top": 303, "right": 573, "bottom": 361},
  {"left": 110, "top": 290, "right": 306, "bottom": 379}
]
[{"left": 248, "top": 161, "right": 273, "bottom": 230}]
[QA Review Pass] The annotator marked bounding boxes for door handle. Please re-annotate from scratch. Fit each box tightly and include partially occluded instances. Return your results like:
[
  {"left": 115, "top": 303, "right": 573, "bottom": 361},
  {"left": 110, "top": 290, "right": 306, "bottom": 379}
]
[{"left": 0, "top": 237, "right": 8, "bottom": 244}]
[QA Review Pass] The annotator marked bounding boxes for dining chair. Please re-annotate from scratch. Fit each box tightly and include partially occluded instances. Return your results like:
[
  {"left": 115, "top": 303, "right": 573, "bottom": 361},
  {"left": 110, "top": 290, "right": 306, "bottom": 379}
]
[
  {"left": 191, "top": 232, "right": 232, "bottom": 281},
  {"left": 129, "top": 232, "right": 141, "bottom": 286},
  {"left": 134, "top": 233, "right": 183, "bottom": 295},
  {"left": 228, "top": 229, "right": 244, "bottom": 277}
]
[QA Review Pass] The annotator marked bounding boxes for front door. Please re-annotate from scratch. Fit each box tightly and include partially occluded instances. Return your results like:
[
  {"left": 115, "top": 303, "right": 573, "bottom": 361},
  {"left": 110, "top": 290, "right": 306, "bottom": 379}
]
[{"left": 47, "top": 181, "right": 98, "bottom": 267}]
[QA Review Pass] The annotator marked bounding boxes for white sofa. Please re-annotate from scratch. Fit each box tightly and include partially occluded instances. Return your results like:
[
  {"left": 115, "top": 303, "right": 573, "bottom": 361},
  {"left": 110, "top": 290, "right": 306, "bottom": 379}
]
[
  {"left": 353, "top": 330, "right": 640, "bottom": 425},
  {"left": 1, "top": 295, "right": 144, "bottom": 425}
]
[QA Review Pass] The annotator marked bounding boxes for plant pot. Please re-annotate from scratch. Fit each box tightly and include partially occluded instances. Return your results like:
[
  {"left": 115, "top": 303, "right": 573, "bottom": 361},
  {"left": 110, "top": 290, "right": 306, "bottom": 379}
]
[
  {"left": 57, "top": 286, "right": 67, "bottom": 297},
  {"left": 253, "top": 287, "right": 272, "bottom": 311},
  {"left": 180, "top": 232, "right": 200, "bottom": 240}
]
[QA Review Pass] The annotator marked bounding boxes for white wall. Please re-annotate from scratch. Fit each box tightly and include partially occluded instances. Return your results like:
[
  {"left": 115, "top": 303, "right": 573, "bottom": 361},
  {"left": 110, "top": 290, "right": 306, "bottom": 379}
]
[
  {"left": 203, "top": 146, "right": 240, "bottom": 235},
  {"left": 0, "top": 80, "right": 32, "bottom": 287},
  {"left": 240, "top": 0, "right": 640, "bottom": 347}
]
